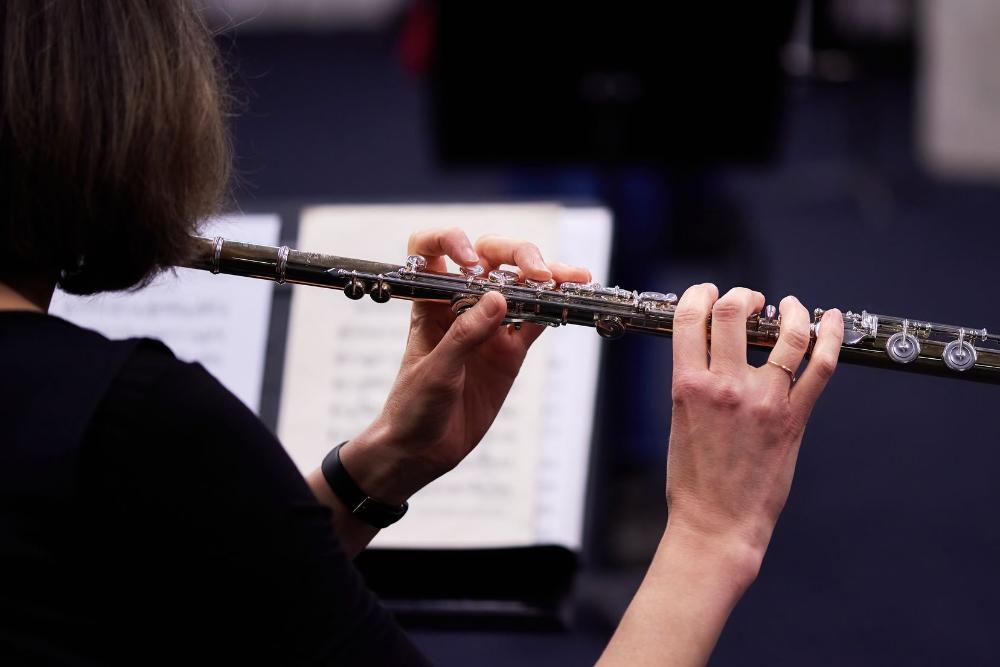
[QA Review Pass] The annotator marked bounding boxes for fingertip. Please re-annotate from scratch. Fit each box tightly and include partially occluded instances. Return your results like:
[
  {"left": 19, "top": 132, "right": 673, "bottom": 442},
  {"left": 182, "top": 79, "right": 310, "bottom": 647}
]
[
  {"left": 678, "top": 283, "right": 700, "bottom": 302},
  {"left": 455, "top": 240, "right": 479, "bottom": 266},
  {"left": 548, "top": 262, "right": 589, "bottom": 284},
  {"left": 478, "top": 290, "right": 507, "bottom": 319},
  {"left": 820, "top": 308, "right": 844, "bottom": 342},
  {"left": 780, "top": 294, "right": 800, "bottom": 307},
  {"left": 687, "top": 282, "right": 715, "bottom": 293}
]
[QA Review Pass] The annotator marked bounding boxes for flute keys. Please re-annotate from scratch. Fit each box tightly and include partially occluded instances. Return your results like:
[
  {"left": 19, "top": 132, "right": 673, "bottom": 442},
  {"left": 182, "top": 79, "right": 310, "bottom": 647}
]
[
  {"left": 451, "top": 295, "right": 480, "bottom": 315},
  {"left": 638, "top": 292, "right": 677, "bottom": 313},
  {"left": 638, "top": 291, "right": 677, "bottom": 304},
  {"left": 370, "top": 280, "right": 391, "bottom": 303},
  {"left": 559, "top": 281, "right": 586, "bottom": 294},
  {"left": 886, "top": 331, "right": 921, "bottom": 364},
  {"left": 460, "top": 264, "right": 485, "bottom": 279},
  {"left": 560, "top": 281, "right": 600, "bottom": 295},
  {"left": 488, "top": 269, "right": 519, "bottom": 285},
  {"left": 524, "top": 277, "right": 556, "bottom": 290},
  {"left": 344, "top": 277, "right": 365, "bottom": 300},
  {"left": 598, "top": 285, "right": 636, "bottom": 303},
  {"left": 404, "top": 255, "right": 427, "bottom": 272},
  {"left": 595, "top": 315, "right": 625, "bottom": 340},
  {"left": 943, "top": 338, "right": 977, "bottom": 372},
  {"left": 886, "top": 320, "right": 919, "bottom": 364}
]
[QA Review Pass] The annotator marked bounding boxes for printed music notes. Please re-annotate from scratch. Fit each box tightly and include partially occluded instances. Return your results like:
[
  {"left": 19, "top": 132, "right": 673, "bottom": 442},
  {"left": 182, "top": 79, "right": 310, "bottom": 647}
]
[
  {"left": 277, "top": 204, "right": 611, "bottom": 549},
  {"left": 49, "top": 214, "right": 281, "bottom": 414},
  {"left": 535, "top": 206, "right": 612, "bottom": 548}
]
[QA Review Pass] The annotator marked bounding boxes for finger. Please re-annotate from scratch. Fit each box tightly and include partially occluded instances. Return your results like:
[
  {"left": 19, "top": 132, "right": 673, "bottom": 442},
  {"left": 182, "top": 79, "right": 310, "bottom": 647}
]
[
  {"left": 764, "top": 296, "right": 811, "bottom": 391},
  {"left": 548, "top": 261, "right": 591, "bottom": 285},
  {"left": 408, "top": 227, "right": 479, "bottom": 272},
  {"left": 672, "top": 283, "right": 718, "bottom": 375},
  {"left": 501, "top": 321, "right": 547, "bottom": 357},
  {"left": 424, "top": 291, "right": 507, "bottom": 376},
  {"left": 474, "top": 235, "right": 552, "bottom": 282},
  {"left": 403, "top": 301, "right": 454, "bottom": 360},
  {"left": 709, "top": 288, "right": 765, "bottom": 375},
  {"left": 790, "top": 308, "right": 843, "bottom": 417}
]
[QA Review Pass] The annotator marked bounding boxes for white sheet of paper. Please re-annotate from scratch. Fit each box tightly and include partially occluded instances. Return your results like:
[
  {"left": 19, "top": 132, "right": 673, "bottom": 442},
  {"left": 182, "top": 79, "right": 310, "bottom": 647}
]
[
  {"left": 278, "top": 204, "right": 610, "bottom": 549},
  {"left": 534, "top": 207, "right": 612, "bottom": 549},
  {"left": 49, "top": 214, "right": 281, "bottom": 414}
]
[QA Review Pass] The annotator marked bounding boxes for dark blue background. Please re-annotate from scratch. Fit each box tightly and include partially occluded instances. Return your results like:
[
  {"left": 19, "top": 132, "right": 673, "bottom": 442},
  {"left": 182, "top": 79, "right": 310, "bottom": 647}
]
[{"left": 224, "top": 29, "right": 1000, "bottom": 666}]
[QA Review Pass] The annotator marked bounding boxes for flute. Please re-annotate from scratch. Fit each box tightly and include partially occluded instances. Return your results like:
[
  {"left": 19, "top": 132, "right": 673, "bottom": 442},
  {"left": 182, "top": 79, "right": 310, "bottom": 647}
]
[{"left": 183, "top": 236, "right": 1000, "bottom": 385}]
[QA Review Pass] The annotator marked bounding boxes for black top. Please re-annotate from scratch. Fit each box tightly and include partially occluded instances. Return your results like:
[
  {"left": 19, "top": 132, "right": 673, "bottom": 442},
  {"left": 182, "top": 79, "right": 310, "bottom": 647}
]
[{"left": 0, "top": 311, "right": 429, "bottom": 666}]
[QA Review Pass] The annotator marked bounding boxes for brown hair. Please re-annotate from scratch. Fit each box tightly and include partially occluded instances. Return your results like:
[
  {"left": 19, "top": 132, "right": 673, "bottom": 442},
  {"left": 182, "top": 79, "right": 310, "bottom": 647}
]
[{"left": 0, "top": 0, "right": 230, "bottom": 294}]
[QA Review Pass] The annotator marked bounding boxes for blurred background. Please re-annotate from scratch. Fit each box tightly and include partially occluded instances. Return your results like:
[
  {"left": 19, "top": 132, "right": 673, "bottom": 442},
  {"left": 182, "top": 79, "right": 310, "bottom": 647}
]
[{"left": 204, "top": 0, "right": 1000, "bottom": 664}]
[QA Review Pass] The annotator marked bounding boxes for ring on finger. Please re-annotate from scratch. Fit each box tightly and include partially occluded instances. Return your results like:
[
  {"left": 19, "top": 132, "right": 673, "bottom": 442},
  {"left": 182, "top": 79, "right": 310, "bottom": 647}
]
[{"left": 767, "top": 359, "right": 797, "bottom": 384}]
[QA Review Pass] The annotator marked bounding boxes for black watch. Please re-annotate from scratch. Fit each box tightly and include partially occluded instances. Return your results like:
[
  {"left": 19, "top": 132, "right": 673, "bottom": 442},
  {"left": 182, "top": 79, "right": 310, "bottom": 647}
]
[{"left": 321, "top": 442, "right": 408, "bottom": 529}]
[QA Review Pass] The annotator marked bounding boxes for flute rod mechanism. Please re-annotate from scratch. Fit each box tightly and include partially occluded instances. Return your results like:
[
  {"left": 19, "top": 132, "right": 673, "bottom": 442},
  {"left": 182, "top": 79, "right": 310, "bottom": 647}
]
[{"left": 183, "top": 236, "right": 1000, "bottom": 386}]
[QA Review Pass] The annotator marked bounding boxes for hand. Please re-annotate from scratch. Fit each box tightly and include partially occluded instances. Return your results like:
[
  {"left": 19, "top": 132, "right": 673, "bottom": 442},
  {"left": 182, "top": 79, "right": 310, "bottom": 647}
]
[
  {"left": 599, "top": 286, "right": 843, "bottom": 667},
  {"left": 341, "top": 228, "right": 590, "bottom": 504},
  {"left": 665, "top": 285, "right": 844, "bottom": 579}
]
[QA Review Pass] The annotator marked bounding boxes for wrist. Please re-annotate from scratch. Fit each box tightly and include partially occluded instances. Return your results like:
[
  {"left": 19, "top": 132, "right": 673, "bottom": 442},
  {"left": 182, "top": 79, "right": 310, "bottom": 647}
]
[
  {"left": 338, "top": 420, "right": 437, "bottom": 505},
  {"left": 660, "top": 517, "right": 766, "bottom": 595}
]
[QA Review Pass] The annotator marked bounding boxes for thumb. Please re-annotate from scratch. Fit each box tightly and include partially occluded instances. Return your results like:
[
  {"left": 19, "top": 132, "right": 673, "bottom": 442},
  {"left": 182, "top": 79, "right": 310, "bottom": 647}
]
[{"left": 426, "top": 291, "right": 506, "bottom": 375}]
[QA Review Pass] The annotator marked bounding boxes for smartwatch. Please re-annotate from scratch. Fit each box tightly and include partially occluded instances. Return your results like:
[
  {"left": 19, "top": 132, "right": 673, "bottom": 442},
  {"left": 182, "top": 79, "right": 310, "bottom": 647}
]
[{"left": 321, "top": 442, "right": 408, "bottom": 529}]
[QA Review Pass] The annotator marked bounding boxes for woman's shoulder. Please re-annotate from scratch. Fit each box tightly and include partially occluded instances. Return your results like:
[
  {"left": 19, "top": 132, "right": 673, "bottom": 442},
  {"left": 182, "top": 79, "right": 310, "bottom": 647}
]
[
  {"left": 0, "top": 310, "right": 175, "bottom": 373},
  {"left": 0, "top": 312, "right": 179, "bottom": 453},
  {"left": 97, "top": 332, "right": 254, "bottom": 442}
]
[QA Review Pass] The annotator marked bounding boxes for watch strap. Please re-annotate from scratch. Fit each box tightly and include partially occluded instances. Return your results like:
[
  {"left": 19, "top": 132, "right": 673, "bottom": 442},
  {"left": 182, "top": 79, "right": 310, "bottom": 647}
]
[{"left": 321, "top": 442, "right": 408, "bottom": 529}]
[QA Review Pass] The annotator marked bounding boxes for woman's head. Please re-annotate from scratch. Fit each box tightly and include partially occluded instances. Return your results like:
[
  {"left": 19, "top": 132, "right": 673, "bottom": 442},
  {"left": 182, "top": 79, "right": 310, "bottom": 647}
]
[{"left": 0, "top": 1, "right": 229, "bottom": 295}]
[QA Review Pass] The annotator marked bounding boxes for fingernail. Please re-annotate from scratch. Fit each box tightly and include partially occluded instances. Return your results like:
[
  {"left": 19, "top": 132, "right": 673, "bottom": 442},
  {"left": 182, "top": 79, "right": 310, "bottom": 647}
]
[{"left": 461, "top": 244, "right": 478, "bottom": 264}]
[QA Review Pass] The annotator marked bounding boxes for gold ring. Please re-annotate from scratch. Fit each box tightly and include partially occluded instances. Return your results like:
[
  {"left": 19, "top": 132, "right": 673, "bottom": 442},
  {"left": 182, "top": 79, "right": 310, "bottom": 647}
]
[{"left": 767, "top": 360, "right": 796, "bottom": 384}]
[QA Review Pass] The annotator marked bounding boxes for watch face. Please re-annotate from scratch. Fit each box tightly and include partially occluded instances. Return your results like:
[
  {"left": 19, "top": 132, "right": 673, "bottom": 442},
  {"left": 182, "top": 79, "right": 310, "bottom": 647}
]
[{"left": 353, "top": 498, "right": 408, "bottom": 529}]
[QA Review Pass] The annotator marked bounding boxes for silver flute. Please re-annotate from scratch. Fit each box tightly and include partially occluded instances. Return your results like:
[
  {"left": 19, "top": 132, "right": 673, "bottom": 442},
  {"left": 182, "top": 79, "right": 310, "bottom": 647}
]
[{"left": 184, "top": 236, "right": 1000, "bottom": 385}]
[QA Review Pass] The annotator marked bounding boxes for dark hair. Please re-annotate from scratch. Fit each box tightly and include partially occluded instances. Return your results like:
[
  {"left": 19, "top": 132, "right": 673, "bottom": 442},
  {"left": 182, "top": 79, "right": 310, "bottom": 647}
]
[{"left": 0, "top": 1, "right": 230, "bottom": 295}]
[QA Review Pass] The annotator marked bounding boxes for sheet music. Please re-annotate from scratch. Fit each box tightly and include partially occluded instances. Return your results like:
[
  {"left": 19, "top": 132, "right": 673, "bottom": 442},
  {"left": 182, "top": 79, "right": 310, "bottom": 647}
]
[
  {"left": 49, "top": 214, "right": 281, "bottom": 414},
  {"left": 278, "top": 204, "right": 609, "bottom": 549},
  {"left": 534, "top": 207, "right": 612, "bottom": 549}
]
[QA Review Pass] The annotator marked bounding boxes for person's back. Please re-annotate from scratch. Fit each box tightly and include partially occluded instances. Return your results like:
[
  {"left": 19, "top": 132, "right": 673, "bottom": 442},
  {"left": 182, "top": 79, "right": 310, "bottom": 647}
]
[
  {"left": 0, "top": 313, "right": 427, "bottom": 664},
  {"left": 0, "top": 313, "right": 142, "bottom": 662}
]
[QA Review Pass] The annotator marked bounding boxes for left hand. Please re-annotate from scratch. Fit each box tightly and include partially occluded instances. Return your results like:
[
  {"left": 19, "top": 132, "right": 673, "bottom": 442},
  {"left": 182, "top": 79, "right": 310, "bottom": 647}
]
[{"left": 340, "top": 228, "right": 590, "bottom": 504}]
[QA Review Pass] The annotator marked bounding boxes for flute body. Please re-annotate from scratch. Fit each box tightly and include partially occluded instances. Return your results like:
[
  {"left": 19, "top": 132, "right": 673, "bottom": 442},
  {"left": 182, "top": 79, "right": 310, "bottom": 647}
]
[{"left": 184, "top": 236, "right": 1000, "bottom": 385}]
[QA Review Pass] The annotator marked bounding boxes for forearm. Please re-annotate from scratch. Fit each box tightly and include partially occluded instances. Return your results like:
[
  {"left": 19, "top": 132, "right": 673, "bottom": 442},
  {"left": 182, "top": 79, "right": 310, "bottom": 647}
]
[
  {"left": 598, "top": 520, "right": 762, "bottom": 667},
  {"left": 306, "top": 467, "right": 380, "bottom": 558}
]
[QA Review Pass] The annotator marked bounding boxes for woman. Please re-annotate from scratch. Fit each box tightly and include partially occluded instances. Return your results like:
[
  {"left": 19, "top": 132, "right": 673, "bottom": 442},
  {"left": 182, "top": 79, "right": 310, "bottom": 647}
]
[{"left": 0, "top": 2, "right": 844, "bottom": 665}]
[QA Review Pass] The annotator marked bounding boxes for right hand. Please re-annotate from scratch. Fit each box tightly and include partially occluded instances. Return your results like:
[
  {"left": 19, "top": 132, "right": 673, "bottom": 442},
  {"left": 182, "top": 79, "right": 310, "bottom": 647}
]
[{"left": 664, "top": 285, "right": 844, "bottom": 577}]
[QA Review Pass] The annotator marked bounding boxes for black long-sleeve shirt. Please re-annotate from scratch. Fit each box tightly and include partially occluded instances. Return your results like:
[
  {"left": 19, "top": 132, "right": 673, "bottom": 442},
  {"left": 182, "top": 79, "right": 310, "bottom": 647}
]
[{"left": 0, "top": 311, "right": 429, "bottom": 665}]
